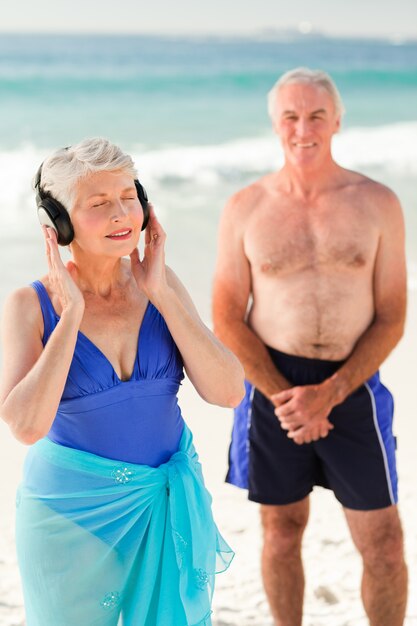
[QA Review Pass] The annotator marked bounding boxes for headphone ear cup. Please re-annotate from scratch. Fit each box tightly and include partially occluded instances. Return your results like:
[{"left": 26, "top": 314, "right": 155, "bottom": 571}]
[
  {"left": 135, "top": 180, "right": 150, "bottom": 231},
  {"left": 141, "top": 201, "right": 150, "bottom": 231},
  {"left": 37, "top": 197, "right": 74, "bottom": 246}
]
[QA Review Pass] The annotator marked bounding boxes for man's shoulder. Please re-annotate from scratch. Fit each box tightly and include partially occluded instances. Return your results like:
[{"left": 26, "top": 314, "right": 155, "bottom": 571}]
[
  {"left": 339, "top": 170, "right": 404, "bottom": 235},
  {"left": 223, "top": 174, "right": 276, "bottom": 217},
  {"left": 342, "top": 169, "right": 400, "bottom": 207}
]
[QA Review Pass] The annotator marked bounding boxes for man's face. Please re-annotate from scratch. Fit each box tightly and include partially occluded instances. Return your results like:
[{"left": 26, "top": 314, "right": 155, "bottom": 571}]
[{"left": 272, "top": 82, "right": 341, "bottom": 168}]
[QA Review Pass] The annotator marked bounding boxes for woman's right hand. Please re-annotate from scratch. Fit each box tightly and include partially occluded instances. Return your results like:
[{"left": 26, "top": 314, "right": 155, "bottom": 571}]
[{"left": 43, "top": 226, "right": 85, "bottom": 318}]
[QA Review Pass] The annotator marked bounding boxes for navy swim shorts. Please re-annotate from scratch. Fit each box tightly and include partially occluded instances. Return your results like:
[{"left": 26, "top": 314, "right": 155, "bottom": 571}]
[{"left": 226, "top": 347, "right": 398, "bottom": 510}]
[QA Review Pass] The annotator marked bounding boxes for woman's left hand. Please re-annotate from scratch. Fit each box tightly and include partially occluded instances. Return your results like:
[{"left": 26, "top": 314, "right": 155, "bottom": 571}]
[{"left": 129, "top": 205, "right": 168, "bottom": 301}]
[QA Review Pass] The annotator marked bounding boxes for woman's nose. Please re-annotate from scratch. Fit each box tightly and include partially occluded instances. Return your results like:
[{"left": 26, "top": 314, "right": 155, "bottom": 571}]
[{"left": 110, "top": 200, "right": 128, "bottom": 220}]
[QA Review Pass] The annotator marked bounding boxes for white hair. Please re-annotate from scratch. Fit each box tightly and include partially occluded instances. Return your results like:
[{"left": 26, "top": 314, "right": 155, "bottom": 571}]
[
  {"left": 267, "top": 67, "right": 345, "bottom": 120},
  {"left": 35, "top": 137, "right": 138, "bottom": 211}
]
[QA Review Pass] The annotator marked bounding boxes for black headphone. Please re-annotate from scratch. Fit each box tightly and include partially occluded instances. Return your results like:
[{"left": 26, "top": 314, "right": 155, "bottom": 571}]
[{"left": 35, "top": 160, "right": 150, "bottom": 246}]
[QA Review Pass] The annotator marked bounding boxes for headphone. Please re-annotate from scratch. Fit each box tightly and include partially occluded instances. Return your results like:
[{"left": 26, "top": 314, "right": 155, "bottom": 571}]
[{"left": 35, "top": 159, "right": 150, "bottom": 246}]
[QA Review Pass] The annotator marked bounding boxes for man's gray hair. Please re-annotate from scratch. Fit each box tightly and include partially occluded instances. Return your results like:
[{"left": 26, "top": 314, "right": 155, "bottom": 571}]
[
  {"left": 267, "top": 67, "right": 345, "bottom": 120},
  {"left": 36, "top": 138, "right": 138, "bottom": 211}
]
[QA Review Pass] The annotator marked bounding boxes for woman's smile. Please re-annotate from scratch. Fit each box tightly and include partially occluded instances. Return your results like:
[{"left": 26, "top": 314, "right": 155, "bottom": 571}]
[{"left": 105, "top": 228, "right": 133, "bottom": 240}]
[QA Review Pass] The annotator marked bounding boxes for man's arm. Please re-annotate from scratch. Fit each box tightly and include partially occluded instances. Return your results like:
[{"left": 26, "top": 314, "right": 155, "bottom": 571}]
[
  {"left": 275, "top": 188, "right": 407, "bottom": 443},
  {"left": 212, "top": 191, "right": 291, "bottom": 398}
]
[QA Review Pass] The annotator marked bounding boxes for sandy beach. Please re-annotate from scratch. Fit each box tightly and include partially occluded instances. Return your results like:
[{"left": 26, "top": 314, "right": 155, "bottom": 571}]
[{"left": 1, "top": 285, "right": 416, "bottom": 626}]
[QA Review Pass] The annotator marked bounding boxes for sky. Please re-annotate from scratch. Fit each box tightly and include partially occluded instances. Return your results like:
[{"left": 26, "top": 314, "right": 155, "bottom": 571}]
[{"left": 1, "top": 0, "right": 417, "bottom": 40}]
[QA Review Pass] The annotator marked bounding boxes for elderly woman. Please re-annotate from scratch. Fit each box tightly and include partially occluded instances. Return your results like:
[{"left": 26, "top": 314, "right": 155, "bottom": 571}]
[{"left": 0, "top": 138, "right": 244, "bottom": 626}]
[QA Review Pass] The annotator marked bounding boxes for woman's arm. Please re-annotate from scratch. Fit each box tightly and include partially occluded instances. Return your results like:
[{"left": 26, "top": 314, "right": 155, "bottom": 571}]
[
  {"left": 0, "top": 228, "right": 84, "bottom": 444},
  {"left": 158, "top": 267, "right": 245, "bottom": 408},
  {"left": 0, "top": 290, "right": 83, "bottom": 444},
  {"left": 130, "top": 207, "right": 245, "bottom": 408}
]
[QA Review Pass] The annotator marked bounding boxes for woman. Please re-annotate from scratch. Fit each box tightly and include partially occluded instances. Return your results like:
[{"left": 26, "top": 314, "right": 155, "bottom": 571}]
[{"left": 0, "top": 138, "right": 244, "bottom": 625}]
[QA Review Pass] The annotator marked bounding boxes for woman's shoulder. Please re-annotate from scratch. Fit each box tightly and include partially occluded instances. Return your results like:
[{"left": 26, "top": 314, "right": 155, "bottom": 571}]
[
  {"left": 5, "top": 282, "right": 42, "bottom": 310},
  {"left": 165, "top": 266, "right": 199, "bottom": 317},
  {"left": 2, "top": 281, "right": 45, "bottom": 335},
  {"left": 165, "top": 265, "right": 179, "bottom": 286},
  {"left": 165, "top": 265, "right": 192, "bottom": 295}
]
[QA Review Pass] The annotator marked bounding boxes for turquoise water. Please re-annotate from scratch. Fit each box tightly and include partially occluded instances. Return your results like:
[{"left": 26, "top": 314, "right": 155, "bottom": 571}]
[
  {"left": 0, "top": 34, "right": 416, "bottom": 316},
  {"left": 1, "top": 34, "right": 417, "bottom": 148}
]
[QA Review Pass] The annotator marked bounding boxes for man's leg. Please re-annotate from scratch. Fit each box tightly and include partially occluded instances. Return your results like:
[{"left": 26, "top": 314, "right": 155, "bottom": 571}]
[
  {"left": 260, "top": 497, "right": 309, "bottom": 626},
  {"left": 344, "top": 505, "right": 407, "bottom": 626}
]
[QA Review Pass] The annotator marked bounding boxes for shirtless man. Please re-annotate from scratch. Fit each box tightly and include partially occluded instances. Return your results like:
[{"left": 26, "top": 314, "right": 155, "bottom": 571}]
[{"left": 212, "top": 68, "right": 408, "bottom": 626}]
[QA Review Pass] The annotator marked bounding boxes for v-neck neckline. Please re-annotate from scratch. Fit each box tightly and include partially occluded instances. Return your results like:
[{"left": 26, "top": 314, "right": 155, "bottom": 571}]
[
  {"left": 37, "top": 281, "right": 151, "bottom": 384},
  {"left": 77, "top": 301, "right": 151, "bottom": 383}
]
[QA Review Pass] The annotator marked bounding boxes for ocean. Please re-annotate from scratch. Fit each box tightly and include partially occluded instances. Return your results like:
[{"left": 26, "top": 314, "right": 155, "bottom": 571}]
[{"left": 1, "top": 33, "right": 416, "bottom": 318}]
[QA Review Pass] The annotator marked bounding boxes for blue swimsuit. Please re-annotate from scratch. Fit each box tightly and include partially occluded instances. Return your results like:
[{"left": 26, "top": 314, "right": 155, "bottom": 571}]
[
  {"left": 31, "top": 279, "right": 185, "bottom": 465},
  {"left": 15, "top": 281, "right": 233, "bottom": 626}
]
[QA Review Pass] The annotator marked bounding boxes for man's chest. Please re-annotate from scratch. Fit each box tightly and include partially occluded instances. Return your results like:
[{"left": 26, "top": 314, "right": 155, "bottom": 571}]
[{"left": 244, "top": 202, "right": 380, "bottom": 275}]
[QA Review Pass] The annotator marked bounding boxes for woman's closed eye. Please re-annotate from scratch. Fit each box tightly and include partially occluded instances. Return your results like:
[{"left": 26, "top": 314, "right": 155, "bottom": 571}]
[{"left": 90, "top": 197, "right": 136, "bottom": 208}]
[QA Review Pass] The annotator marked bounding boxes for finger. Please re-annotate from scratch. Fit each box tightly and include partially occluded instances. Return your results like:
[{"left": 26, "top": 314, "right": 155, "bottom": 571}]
[
  {"left": 43, "top": 225, "right": 51, "bottom": 246},
  {"left": 287, "top": 425, "right": 312, "bottom": 444},
  {"left": 45, "top": 238, "right": 52, "bottom": 271},
  {"left": 319, "top": 421, "right": 334, "bottom": 438},
  {"left": 287, "top": 427, "right": 304, "bottom": 440},
  {"left": 48, "top": 227, "right": 58, "bottom": 244},
  {"left": 148, "top": 219, "right": 166, "bottom": 248},
  {"left": 43, "top": 225, "right": 58, "bottom": 248},
  {"left": 277, "top": 415, "right": 299, "bottom": 428},
  {"left": 144, "top": 220, "right": 151, "bottom": 246},
  {"left": 148, "top": 203, "right": 160, "bottom": 226},
  {"left": 143, "top": 205, "right": 155, "bottom": 245},
  {"left": 285, "top": 423, "right": 308, "bottom": 445},
  {"left": 318, "top": 422, "right": 327, "bottom": 437},
  {"left": 45, "top": 229, "right": 56, "bottom": 264},
  {"left": 276, "top": 412, "right": 300, "bottom": 428},
  {"left": 41, "top": 224, "right": 51, "bottom": 240},
  {"left": 275, "top": 404, "right": 296, "bottom": 418},
  {"left": 293, "top": 433, "right": 308, "bottom": 445},
  {"left": 47, "top": 235, "right": 65, "bottom": 269},
  {"left": 310, "top": 427, "right": 321, "bottom": 441},
  {"left": 271, "top": 389, "right": 293, "bottom": 405},
  {"left": 294, "top": 427, "right": 312, "bottom": 444},
  {"left": 280, "top": 421, "right": 302, "bottom": 432},
  {"left": 129, "top": 247, "right": 140, "bottom": 265},
  {"left": 147, "top": 205, "right": 163, "bottom": 231},
  {"left": 43, "top": 226, "right": 53, "bottom": 254}
]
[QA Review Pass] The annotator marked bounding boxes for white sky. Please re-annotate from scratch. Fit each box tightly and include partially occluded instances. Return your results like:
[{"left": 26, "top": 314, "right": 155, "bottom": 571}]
[{"left": 1, "top": 0, "right": 416, "bottom": 39}]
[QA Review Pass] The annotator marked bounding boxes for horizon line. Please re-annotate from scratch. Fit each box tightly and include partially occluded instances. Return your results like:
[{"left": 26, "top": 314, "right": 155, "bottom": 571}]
[{"left": 0, "top": 29, "right": 416, "bottom": 44}]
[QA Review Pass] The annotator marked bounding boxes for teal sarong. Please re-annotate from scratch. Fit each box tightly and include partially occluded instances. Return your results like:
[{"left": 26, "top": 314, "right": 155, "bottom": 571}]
[{"left": 16, "top": 425, "right": 233, "bottom": 625}]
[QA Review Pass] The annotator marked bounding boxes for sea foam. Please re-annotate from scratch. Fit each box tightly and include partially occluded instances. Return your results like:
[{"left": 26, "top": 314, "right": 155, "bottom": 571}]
[
  {"left": 132, "top": 120, "right": 417, "bottom": 184},
  {"left": 1, "top": 121, "right": 416, "bottom": 211},
  {"left": 0, "top": 121, "right": 416, "bottom": 293}
]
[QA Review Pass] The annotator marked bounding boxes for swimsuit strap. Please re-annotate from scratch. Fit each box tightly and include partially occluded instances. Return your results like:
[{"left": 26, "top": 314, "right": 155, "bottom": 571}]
[{"left": 30, "top": 280, "right": 59, "bottom": 345}]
